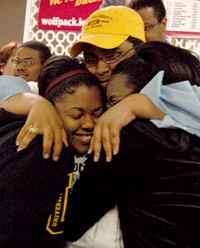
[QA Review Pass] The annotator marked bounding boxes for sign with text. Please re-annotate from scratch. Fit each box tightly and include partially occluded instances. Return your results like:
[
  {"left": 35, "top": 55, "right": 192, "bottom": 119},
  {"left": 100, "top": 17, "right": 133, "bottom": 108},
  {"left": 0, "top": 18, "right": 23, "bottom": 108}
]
[
  {"left": 163, "top": 0, "right": 200, "bottom": 36},
  {"left": 38, "top": 0, "right": 103, "bottom": 31}
]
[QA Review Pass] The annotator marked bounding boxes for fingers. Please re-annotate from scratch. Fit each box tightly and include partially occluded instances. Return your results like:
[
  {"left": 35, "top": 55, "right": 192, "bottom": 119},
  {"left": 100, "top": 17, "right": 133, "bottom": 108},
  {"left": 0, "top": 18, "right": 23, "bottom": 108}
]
[
  {"left": 42, "top": 129, "right": 53, "bottom": 160},
  {"left": 42, "top": 126, "right": 65, "bottom": 161},
  {"left": 88, "top": 99, "right": 135, "bottom": 162},
  {"left": 102, "top": 126, "right": 112, "bottom": 162},
  {"left": 88, "top": 137, "right": 93, "bottom": 155},
  {"left": 62, "top": 129, "right": 68, "bottom": 147},
  {"left": 111, "top": 125, "right": 120, "bottom": 156},
  {"left": 16, "top": 125, "right": 38, "bottom": 151},
  {"left": 16, "top": 124, "right": 27, "bottom": 146},
  {"left": 16, "top": 123, "right": 66, "bottom": 161},
  {"left": 100, "top": 124, "right": 120, "bottom": 162},
  {"left": 52, "top": 128, "right": 63, "bottom": 161},
  {"left": 42, "top": 127, "right": 64, "bottom": 161},
  {"left": 89, "top": 123, "right": 120, "bottom": 163},
  {"left": 15, "top": 99, "right": 67, "bottom": 161},
  {"left": 91, "top": 125, "right": 102, "bottom": 162}
]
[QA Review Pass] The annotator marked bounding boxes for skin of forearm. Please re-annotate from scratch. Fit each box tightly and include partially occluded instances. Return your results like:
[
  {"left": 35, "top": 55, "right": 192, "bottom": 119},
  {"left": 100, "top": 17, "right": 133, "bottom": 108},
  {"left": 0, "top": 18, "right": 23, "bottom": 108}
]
[
  {"left": 0, "top": 93, "right": 47, "bottom": 115},
  {"left": 124, "top": 93, "right": 165, "bottom": 120}
]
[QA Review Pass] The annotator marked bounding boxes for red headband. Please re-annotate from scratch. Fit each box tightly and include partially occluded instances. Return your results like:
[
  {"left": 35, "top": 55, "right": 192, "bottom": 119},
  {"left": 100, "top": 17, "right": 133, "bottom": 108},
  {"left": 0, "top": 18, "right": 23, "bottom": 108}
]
[{"left": 44, "top": 69, "right": 87, "bottom": 96}]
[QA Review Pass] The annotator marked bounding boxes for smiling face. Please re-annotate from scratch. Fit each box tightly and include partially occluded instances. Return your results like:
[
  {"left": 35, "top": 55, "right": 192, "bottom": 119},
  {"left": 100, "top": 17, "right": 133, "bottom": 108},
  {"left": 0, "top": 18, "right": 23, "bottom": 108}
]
[
  {"left": 55, "top": 85, "right": 103, "bottom": 154},
  {"left": 10, "top": 47, "right": 43, "bottom": 81}
]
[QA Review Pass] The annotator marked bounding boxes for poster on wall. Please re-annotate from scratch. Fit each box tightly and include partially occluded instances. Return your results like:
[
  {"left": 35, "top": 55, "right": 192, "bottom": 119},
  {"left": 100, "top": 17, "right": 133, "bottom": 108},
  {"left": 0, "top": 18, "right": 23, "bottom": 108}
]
[
  {"left": 38, "top": 0, "right": 103, "bottom": 31},
  {"left": 163, "top": 0, "right": 200, "bottom": 58},
  {"left": 24, "top": 0, "right": 200, "bottom": 57},
  {"left": 164, "top": 0, "right": 200, "bottom": 36}
]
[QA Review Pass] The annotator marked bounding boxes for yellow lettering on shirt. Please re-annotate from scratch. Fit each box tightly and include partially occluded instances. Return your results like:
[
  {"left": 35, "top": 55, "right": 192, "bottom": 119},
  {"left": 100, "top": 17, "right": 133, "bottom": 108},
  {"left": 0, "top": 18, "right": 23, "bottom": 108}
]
[{"left": 46, "top": 173, "right": 74, "bottom": 235}]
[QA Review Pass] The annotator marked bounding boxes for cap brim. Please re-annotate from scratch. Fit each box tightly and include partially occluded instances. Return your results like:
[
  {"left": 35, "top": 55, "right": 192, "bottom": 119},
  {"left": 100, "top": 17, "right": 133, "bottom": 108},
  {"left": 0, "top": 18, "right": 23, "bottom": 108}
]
[{"left": 69, "top": 33, "right": 128, "bottom": 57}]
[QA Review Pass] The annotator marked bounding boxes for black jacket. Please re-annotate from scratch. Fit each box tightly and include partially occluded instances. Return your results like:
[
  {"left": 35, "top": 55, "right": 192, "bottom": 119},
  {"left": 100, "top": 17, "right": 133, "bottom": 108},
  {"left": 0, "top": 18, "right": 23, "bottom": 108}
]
[
  {"left": 65, "top": 119, "right": 200, "bottom": 247},
  {"left": 0, "top": 109, "right": 75, "bottom": 248}
]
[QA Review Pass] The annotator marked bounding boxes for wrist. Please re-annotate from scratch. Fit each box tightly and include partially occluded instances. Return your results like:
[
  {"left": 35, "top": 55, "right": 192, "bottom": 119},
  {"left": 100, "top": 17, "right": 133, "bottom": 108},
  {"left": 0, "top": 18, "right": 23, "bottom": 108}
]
[{"left": 123, "top": 94, "right": 141, "bottom": 115}]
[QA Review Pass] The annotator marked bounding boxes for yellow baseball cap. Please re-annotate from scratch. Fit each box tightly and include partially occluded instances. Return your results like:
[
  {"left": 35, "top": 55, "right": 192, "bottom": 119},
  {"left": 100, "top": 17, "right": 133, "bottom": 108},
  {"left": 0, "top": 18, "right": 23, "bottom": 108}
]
[{"left": 69, "top": 6, "right": 145, "bottom": 57}]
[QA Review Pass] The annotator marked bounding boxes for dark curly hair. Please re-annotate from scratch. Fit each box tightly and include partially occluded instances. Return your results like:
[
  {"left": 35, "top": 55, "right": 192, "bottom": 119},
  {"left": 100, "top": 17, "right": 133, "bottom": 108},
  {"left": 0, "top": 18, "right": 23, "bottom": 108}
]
[
  {"left": 38, "top": 55, "right": 106, "bottom": 108},
  {"left": 112, "top": 41, "right": 200, "bottom": 93}
]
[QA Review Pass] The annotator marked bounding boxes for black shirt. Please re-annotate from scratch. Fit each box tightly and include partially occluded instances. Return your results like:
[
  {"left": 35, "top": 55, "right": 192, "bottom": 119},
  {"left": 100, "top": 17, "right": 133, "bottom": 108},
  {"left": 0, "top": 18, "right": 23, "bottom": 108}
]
[
  {"left": 0, "top": 109, "right": 75, "bottom": 248},
  {"left": 65, "top": 119, "right": 200, "bottom": 247}
]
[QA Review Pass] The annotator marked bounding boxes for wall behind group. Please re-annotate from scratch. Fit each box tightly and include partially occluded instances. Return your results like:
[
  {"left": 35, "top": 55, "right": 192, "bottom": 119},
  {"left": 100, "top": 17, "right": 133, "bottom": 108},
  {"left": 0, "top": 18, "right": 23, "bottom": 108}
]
[{"left": 0, "top": 0, "right": 26, "bottom": 46}]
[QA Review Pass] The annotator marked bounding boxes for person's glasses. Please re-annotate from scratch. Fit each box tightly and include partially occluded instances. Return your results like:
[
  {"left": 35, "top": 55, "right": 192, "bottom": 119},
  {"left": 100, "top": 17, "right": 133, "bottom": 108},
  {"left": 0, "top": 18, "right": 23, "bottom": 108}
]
[
  {"left": 83, "top": 48, "right": 134, "bottom": 66},
  {"left": 11, "top": 57, "right": 38, "bottom": 67}
]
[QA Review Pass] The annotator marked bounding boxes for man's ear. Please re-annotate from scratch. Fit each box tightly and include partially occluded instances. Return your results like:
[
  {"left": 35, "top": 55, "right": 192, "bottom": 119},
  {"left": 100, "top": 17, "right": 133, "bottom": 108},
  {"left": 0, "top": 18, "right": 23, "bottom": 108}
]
[{"left": 161, "top": 17, "right": 167, "bottom": 30}]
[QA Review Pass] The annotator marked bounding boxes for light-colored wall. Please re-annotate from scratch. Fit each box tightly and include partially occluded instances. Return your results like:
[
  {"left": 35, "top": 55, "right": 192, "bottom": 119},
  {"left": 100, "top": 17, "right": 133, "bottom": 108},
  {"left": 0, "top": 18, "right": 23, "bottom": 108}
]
[{"left": 0, "top": 0, "right": 26, "bottom": 46}]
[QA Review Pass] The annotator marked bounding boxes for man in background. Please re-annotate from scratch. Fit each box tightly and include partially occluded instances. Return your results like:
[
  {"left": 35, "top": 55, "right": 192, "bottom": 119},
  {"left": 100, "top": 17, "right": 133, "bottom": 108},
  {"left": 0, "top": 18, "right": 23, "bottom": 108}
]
[
  {"left": 128, "top": 0, "right": 167, "bottom": 42},
  {"left": 69, "top": 6, "right": 145, "bottom": 87}
]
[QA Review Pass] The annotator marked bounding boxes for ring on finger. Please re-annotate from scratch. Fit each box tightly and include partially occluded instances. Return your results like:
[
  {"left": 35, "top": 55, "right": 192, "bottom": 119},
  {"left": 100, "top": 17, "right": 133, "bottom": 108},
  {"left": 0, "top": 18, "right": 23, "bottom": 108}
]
[{"left": 28, "top": 125, "right": 39, "bottom": 134}]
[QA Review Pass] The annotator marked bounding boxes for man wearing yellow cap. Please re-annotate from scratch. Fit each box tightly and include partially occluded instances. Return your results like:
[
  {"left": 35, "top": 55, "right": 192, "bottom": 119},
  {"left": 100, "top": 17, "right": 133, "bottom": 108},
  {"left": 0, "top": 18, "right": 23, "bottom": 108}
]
[
  {"left": 69, "top": 5, "right": 147, "bottom": 174},
  {"left": 69, "top": 6, "right": 145, "bottom": 87}
]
